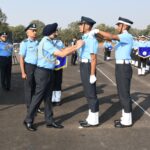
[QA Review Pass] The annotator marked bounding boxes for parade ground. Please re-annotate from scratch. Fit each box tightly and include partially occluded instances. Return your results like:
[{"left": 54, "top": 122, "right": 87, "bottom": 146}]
[{"left": 0, "top": 50, "right": 150, "bottom": 150}]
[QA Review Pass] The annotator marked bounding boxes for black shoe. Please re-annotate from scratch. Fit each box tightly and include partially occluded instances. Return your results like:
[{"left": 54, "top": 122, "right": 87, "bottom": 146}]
[
  {"left": 37, "top": 108, "right": 44, "bottom": 114},
  {"left": 114, "top": 120, "right": 132, "bottom": 128},
  {"left": 6, "top": 87, "right": 10, "bottom": 91},
  {"left": 23, "top": 121, "right": 36, "bottom": 131},
  {"left": 56, "top": 102, "right": 61, "bottom": 106},
  {"left": 80, "top": 121, "right": 99, "bottom": 128},
  {"left": 79, "top": 120, "right": 87, "bottom": 124},
  {"left": 53, "top": 102, "right": 61, "bottom": 106},
  {"left": 46, "top": 122, "right": 64, "bottom": 129},
  {"left": 114, "top": 119, "right": 120, "bottom": 124}
]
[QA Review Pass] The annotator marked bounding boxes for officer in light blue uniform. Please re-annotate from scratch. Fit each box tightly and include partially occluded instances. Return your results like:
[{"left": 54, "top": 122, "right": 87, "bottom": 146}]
[
  {"left": 78, "top": 16, "right": 99, "bottom": 128},
  {"left": 24, "top": 23, "right": 84, "bottom": 131},
  {"left": 0, "top": 32, "right": 13, "bottom": 91},
  {"left": 19, "top": 23, "right": 39, "bottom": 112},
  {"left": 24, "top": 23, "right": 62, "bottom": 131},
  {"left": 91, "top": 17, "right": 134, "bottom": 128}
]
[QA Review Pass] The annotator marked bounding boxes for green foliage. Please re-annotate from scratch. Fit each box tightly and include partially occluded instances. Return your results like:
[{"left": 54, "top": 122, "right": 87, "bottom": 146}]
[
  {"left": 10, "top": 25, "right": 26, "bottom": 43},
  {"left": 0, "top": 8, "right": 7, "bottom": 23},
  {"left": 0, "top": 8, "right": 9, "bottom": 32},
  {"left": 96, "top": 24, "right": 116, "bottom": 34},
  {"left": 0, "top": 22, "right": 9, "bottom": 33},
  {"left": 58, "top": 21, "right": 81, "bottom": 45},
  {"left": 0, "top": 8, "right": 11, "bottom": 40}
]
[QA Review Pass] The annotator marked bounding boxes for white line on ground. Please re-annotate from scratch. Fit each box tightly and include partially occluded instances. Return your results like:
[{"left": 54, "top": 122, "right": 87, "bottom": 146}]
[{"left": 96, "top": 66, "right": 150, "bottom": 117}]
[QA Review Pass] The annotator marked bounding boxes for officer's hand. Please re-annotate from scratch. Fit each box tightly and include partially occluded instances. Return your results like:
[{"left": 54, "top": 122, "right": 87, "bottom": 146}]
[
  {"left": 22, "top": 73, "right": 27, "bottom": 80},
  {"left": 76, "top": 40, "right": 85, "bottom": 49},
  {"left": 89, "top": 29, "right": 100, "bottom": 37},
  {"left": 90, "top": 75, "right": 97, "bottom": 84}
]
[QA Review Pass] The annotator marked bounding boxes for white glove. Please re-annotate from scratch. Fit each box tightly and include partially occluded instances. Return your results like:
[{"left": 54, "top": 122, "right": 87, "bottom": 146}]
[
  {"left": 88, "top": 29, "right": 100, "bottom": 37},
  {"left": 90, "top": 75, "right": 97, "bottom": 84}
]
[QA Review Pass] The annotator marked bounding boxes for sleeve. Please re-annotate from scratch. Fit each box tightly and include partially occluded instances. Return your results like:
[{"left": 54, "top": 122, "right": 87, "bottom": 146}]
[
  {"left": 103, "top": 42, "right": 106, "bottom": 47},
  {"left": 43, "top": 41, "right": 58, "bottom": 56},
  {"left": 57, "top": 40, "right": 65, "bottom": 49},
  {"left": 118, "top": 34, "right": 130, "bottom": 44},
  {"left": 19, "top": 41, "right": 27, "bottom": 57},
  {"left": 60, "top": 41, "right": 65, "bottom": 49},
  {"left": 89, "top": 38, "right": 98, "bottom": 54}
]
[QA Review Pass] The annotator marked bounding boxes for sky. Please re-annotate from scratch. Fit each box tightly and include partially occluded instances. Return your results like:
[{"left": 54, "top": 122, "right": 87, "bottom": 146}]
[{"left": 0, "top": 0, "right": 150, "bottom": 29}]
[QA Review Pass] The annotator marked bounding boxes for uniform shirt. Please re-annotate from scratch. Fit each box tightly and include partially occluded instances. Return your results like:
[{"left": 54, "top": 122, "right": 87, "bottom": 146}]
[
  {"left": 132, "top": 39, "right": 139, "bottom": 49},
  {"left": 115, "top": 30, "right": 133, "bottom": 60},
  {"left": 103, "top": 41, "right": 113, "bottom": 50},
  {"left": 37, "top": 36, "right": 58, "bottom": 70},
  {"left": 78, "top": 33, "right": 99, "bottom": 60},
  {"left": 53, "top": 39, "right": 66, "bottom": 70},
  {"left": 0, "top": 41, "right": 13, "bottom": 57},
  {"left": 19, "top": 38, "right": 38, "bottom": 65},
  {"left": 138, "top": 40, "right": 148, "bottom": 47},
  {"left": 146, "top": 41, "right": 150, "bottom": 47},
  {"left": 53, "top": 40, "right": 65, "bottom": 49}
]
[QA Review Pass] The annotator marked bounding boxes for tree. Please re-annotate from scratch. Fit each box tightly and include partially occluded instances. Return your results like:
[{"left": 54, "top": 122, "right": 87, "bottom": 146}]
[
  {"left": 96, "top": 23, "right": 116, "bottom": 34},
  {"left": 0, "top": 8, "right": 7, "bottom": 23},
  {"left": 0, "top": 8, "right": 9, "bottom": 33},
  {"left": 0, "top": 8, "right": 11, "bottom": 41},
  {"left": 129, "top": 28, "right": 141, "bottom": 37},
  {"left": 68, "top": 21, "right": 81, "bottom": 39},
  {"left": 58, "top": 21, "right": 81, "bottom": 44},
  {"left": 10, "top": 25, "right": 26, "bottom": 43}
]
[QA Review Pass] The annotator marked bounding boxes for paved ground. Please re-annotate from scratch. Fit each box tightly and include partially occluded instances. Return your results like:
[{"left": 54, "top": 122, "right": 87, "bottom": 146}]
[{"left": 0, "top": 50, "right": 150, "bottom": 150}]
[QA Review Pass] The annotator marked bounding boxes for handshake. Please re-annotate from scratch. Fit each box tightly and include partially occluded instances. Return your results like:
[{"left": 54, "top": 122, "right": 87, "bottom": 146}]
[{"left": 88, "top": 29, "right": 100, "bottom": 38}]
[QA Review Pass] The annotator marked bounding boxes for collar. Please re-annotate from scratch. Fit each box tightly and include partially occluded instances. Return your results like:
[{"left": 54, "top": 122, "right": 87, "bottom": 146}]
[
  {"left": 122, "top": 30, "right": 128, "bottom": 33},
  {"left": 82, "top": 33, "right": 90, "bottom": 39},
  {"left": 27, "top": 38, "right": 36, "bottom": 42}
]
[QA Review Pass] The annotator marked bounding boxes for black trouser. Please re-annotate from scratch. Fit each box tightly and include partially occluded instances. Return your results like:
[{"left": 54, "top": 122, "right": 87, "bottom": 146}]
[
  {"left": 25, "top": 67, "right": 54, "bottom": 124},
  {"left": 104, "top": 48, "right": 111, "bottom": 60},
  {"left": 0, "top": 56, "right": 12, "bottom": 90},
  {"left": 147, "top": 58, "right": 150, "bottom": 66},
  {"left": 80, "top": 62, "right": 99, "bottom": 112},
  {"left": 71, "top": 52, "right": 77, "bottom": 65},
  {"left": 115, "top": 64, "right": 132, "bottom": 113},
  {"left": 138, "top": 57, "right": 147, "bottom": 68},
  {"left": 131, "top": 49, "right": 138, "bottom": 61},
  {"left": 24, "top": 63, "right": 36, "bottom": 111},
  {"left": 52, "top": 69, "right": 63, "bottom": 91}
]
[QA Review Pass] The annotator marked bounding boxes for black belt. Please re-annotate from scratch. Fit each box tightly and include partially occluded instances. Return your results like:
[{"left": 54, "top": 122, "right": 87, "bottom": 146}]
[
  {"left": 25, "top": 62, "right": 36, "bottom": 67},
  {"left": 37, "top": 66, "right": 53, "bottom": 72}
]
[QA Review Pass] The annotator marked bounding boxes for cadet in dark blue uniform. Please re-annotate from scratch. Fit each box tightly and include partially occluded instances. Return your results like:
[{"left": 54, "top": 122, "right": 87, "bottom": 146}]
[
  {"left": 0, "top": 32, "right": 13, "bottom": 91},
  {"left": 90, "top": 17, "right": 134, "bottom": 128},
  {"left": 78, "top": 16, "right": 99, "bottom": 128},
  {"left": 24, "top": 23, "right": 84, "bottom": 131},
  {"left": 19, "top": 24, "right": 41, "bottom": 112}
]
